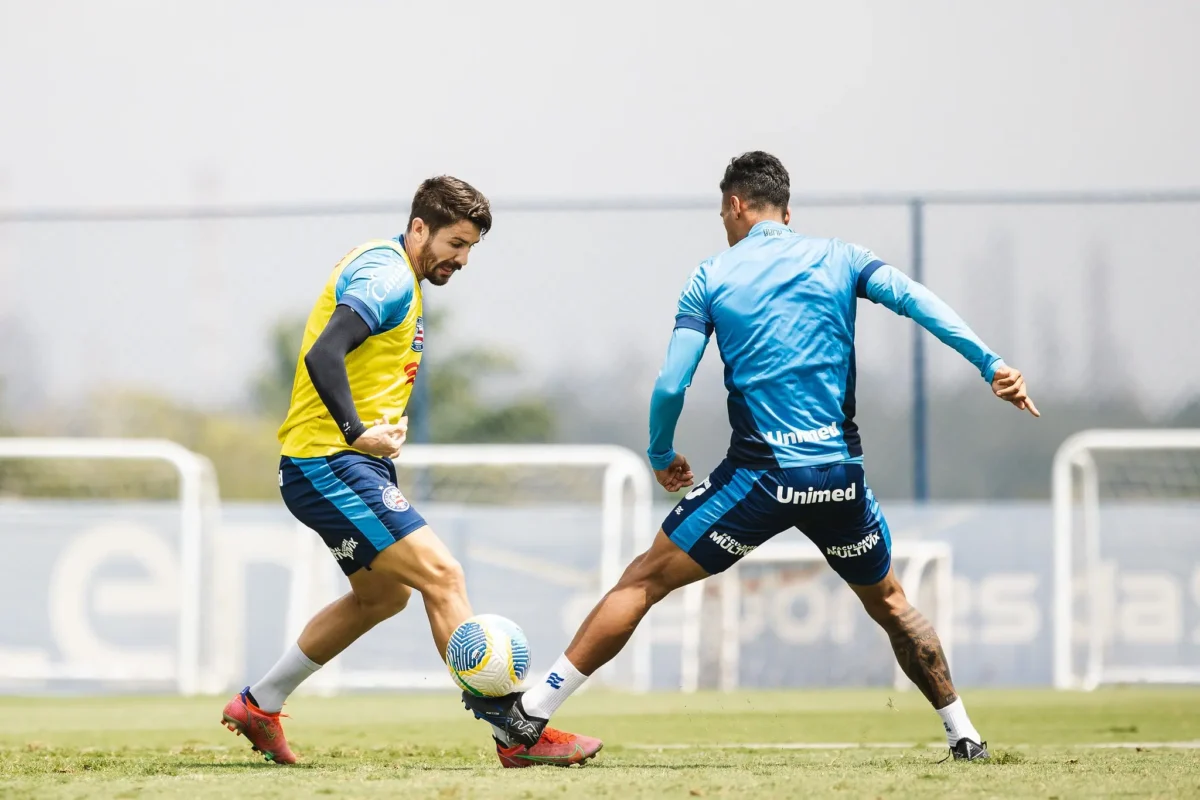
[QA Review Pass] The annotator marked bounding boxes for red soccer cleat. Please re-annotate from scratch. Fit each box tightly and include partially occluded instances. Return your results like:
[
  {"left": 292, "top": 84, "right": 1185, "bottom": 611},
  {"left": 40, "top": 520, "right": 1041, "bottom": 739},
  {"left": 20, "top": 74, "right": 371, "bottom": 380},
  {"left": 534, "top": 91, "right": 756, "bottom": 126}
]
[
  {"left": 221, "top": 687, "right": 298, "bottom": 764},
  {"left": 494, "top": 725, "right": 603, "bottom": 768}
]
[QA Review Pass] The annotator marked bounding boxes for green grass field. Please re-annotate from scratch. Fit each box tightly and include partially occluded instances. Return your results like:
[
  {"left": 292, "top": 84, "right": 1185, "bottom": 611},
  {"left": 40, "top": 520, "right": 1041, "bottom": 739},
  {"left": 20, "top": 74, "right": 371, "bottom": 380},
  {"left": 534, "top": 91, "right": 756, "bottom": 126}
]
[{"left": 2, "top": 689, "right": 1199, "bottom": 798}]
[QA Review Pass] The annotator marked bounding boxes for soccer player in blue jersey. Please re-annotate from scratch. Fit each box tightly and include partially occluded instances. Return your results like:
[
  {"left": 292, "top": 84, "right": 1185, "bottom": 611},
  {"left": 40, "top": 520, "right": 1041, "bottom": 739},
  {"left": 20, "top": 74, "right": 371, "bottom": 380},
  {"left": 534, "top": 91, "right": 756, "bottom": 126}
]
[{"left": 467, "top": 152, "right": 1038, "bottom": 761}]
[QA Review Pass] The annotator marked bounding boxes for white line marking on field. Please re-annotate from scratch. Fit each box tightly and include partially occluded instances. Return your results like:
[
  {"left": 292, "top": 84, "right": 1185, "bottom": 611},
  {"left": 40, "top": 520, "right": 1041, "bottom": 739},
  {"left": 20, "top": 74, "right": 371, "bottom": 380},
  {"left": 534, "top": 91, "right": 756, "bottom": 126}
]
[
  {"left": 626, "top": 740, "right": 1200, "bottom": 751},
  {"left": 626, "top": 742, "right": 925, "bottom": 751},
  {"left": 1085, "top": 741, "right": 1200, "bottom": 749}
]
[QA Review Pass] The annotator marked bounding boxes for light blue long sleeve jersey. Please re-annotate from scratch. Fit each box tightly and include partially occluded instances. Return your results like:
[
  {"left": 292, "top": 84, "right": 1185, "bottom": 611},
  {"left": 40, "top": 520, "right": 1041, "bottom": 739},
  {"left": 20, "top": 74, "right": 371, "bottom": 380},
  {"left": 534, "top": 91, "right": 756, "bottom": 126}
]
[{"left": 648, "top": 220, "right": 1004, "bottom": 471}]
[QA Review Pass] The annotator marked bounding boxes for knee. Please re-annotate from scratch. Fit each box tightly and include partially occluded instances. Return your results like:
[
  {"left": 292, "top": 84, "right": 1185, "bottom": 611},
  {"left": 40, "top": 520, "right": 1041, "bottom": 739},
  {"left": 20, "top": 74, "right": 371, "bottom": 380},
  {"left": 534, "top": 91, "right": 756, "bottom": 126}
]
[
  {"left": 421, "top": 557, "right": 467, "bottom": 603},
  {"left": 357, "top": 582, "right": 412, "bottom": 624},
  {"left": 862, "top": 587, "right": 911, "bottom": 629},
  {"left": 615, "top": 555, "right": 675, "bottom": 606}
]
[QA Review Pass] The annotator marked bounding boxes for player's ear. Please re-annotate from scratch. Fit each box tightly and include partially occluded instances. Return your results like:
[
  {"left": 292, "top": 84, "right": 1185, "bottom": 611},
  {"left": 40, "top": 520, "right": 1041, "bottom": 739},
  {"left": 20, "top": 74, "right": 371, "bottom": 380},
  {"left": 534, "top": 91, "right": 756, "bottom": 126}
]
[
  {"left": 729, "top": 195, "right": 743, "bottom": 219},
  {"left": 784, "top": 206, "right": 791, "bottom": 226},
  {"left": 409, "top": 217, "right": 427, "bottom": 244}
]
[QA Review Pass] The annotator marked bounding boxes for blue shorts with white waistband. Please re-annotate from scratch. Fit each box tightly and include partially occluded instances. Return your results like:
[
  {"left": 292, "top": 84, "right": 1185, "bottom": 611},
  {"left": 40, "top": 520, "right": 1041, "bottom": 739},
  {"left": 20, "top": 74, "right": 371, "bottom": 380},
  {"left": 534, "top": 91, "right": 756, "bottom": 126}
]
[
  {"left": 279, "top": 452, "right": 427, "bottom": 576},
  {"left": 661, "top": 458, "right": 892, "bottom": 586}
]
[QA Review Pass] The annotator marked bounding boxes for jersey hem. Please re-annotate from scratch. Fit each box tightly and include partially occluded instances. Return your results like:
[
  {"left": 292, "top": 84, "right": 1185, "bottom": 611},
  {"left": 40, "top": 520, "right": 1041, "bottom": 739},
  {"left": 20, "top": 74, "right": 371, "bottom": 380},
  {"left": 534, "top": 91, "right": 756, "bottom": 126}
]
[{"left": 726, "top": 449, "right": 858, "bottom": 470}]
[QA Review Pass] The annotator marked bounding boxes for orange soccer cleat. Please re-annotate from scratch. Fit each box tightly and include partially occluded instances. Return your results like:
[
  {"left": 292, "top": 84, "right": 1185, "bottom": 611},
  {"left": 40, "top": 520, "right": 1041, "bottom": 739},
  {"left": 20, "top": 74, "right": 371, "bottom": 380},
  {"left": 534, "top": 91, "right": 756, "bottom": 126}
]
[
  {"left": 221, "top": 687, "right": 298, "bottom": 764},
  {"left": 494, "top": 725, "right": 603, "bottom": 768}
]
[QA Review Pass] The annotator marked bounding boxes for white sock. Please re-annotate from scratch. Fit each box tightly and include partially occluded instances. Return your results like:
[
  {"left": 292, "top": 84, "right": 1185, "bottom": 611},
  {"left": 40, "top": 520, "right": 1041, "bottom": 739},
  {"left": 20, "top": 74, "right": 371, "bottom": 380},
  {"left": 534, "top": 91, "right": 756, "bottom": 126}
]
[
  {"left": 249, "top": 642, "right": 322, "bottom": 713},
  {"left": 937, "top": 697, "right": 982, "bottom": 747},
  {"left": 521, "top": 654, "right": 589, "bottom": 720}
]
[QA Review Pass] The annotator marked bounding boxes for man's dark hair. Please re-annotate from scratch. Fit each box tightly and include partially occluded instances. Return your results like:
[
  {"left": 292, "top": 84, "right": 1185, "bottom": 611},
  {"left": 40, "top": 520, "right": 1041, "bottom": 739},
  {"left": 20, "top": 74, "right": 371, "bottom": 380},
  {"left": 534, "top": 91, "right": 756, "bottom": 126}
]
[
  {"left": 408, "top": 176, "right": 492, "bottom": 236},
  {"left": 719, "top": 151, "right": 790, "bottom": 211}
]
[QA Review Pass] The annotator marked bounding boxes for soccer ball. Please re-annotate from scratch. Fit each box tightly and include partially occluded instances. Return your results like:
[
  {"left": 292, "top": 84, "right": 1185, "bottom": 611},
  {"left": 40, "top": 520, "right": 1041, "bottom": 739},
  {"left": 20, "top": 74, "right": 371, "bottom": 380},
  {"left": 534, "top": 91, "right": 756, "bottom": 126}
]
[{"left": 446, "top": 614, "right": 531, "bottom": 697}]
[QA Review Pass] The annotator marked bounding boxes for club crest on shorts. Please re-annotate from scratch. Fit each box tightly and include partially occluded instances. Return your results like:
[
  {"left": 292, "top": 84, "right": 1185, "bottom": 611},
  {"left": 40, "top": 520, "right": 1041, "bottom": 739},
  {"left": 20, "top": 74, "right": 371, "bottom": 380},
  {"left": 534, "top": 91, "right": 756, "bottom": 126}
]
[
  {"left": 382, "top": 484, "right": 410, "bottom": 512},
  {"left": 411, "top": 316, "right": 424, "bottom": 352}
]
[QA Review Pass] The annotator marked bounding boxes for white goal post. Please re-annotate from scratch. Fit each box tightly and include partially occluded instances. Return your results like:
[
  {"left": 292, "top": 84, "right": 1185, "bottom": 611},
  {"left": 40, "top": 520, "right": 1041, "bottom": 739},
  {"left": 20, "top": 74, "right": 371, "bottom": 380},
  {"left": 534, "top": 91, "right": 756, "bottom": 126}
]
[
  {"left": 678, "top": 540, "right": 953, "bottom": 692},
  {"left": 1052, "top": 428, "right": 1200, "bottom": 691},
  {"left": 289, "top": 444, "right": 656, "bottom": 694},
  {"left": 0, "top": 437, "right": 219, "bottom": 695}
]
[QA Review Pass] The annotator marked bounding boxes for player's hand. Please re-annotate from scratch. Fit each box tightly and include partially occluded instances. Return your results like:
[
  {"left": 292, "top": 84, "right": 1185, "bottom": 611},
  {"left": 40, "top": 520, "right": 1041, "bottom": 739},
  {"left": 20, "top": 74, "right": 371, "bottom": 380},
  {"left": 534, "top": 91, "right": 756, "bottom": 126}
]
[
  {"left": 991, "top": 365, "right": 1040, "bottom": 417},
  {"left": 354, "top": 416, "right": 409, "bottom": 458},
  {"left": 654, "top": 453, "right": 695, "bottom": 492}
]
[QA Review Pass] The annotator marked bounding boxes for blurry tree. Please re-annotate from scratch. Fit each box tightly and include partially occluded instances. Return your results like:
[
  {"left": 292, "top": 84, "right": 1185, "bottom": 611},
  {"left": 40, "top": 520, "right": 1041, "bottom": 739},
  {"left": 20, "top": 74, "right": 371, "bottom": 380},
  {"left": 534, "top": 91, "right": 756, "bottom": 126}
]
[
  {"left": 423, "top": 349, "right": 554, "bottom": 443},
  {"left": 251, "top": 315, "right": 307, "bottom": 418},
  {"left": 9, "top": 389, "right": 280, "bottom": 500},
  {"left": 0, "top": 377, "right": 10, "bottom": 435}
]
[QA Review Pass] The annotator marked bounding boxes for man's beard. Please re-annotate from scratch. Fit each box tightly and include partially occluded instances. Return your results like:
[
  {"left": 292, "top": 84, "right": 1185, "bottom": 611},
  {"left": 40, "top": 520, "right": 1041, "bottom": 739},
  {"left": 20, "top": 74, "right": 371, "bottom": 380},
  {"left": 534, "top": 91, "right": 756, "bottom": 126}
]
[{"left": 419, "top": 248, "right": 456, "bottom": 285}]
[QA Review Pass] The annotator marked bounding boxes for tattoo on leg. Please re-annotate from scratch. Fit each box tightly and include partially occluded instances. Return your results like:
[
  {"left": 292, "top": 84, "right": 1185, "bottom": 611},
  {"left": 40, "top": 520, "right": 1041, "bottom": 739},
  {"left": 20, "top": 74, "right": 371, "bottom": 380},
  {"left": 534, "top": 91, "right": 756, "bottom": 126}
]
[{"left": 887, "top": 605, "right": 957, "bottom": 708}]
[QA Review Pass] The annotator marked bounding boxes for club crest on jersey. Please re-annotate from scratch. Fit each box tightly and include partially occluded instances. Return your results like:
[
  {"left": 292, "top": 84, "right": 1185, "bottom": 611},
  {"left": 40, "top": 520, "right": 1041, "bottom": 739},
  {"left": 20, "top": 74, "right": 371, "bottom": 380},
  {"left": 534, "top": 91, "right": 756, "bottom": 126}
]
[
  {"left": 411, "top": 316, "right": 425, "bottom": 352},
  {"left": 382, "top": 484, "right": 410, "bottom": 512}
]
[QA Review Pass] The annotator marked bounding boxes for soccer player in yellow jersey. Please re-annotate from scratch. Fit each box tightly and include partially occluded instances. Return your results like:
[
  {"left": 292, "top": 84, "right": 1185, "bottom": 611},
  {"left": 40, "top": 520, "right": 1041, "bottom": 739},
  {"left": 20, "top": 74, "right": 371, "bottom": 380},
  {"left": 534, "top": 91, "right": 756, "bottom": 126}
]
[{"left": 220, "top": 177, "right": 602, "bottom": 768}]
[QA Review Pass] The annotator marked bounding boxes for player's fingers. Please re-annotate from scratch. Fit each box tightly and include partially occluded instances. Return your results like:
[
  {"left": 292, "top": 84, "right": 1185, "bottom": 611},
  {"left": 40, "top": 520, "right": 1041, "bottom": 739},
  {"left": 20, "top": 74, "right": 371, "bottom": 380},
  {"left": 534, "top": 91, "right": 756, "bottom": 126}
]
[
  {"left": 1024, "top": 396, "right": 1041, "bottom": 417},
  {"left": 994, "top": 371, "right": 1021, "bottom": 388},
  {"left": 996, "top": 373, "right": 1023, "bottom": 391},
  {"left": 997, "top": 379, "right": 1025, "bottom": 399},
  {"left": 397, "top": 416, "right": 409, "bottom": 431}
]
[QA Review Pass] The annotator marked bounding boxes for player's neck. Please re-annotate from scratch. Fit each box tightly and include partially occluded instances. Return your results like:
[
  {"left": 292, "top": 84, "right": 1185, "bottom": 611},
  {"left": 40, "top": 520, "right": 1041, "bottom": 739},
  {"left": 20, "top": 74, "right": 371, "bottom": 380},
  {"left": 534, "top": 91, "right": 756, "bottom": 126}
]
[
  {"left": 734, "top": 213, "right": 787, "bottom": 243},
  {"left": 745, "top": 212, "right": 786, "bottom": 229},
  {"left": 402, "top": 235, "right": 426, "bottom": 282}
]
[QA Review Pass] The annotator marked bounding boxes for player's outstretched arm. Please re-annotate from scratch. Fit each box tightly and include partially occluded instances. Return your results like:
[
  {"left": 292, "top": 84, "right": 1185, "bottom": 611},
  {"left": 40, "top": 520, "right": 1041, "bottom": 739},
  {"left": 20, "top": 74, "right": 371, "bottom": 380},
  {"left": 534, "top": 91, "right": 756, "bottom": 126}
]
[
  {"left": 647, "top": 327, "right": 708, "bottom": 490},
  {"left": 304, "top": 305, "right": 408, "bottom": 455},
  {"left": 862, "top": 264, "right": 1039, "bottom": 417}
]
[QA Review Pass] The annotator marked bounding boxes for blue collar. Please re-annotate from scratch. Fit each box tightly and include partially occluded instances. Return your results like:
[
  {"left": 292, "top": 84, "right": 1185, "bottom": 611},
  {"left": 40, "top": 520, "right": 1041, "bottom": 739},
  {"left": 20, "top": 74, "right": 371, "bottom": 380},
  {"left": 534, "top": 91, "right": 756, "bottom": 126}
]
[{"left": 747, "top": 220, "right": 792, "bottom": 238}]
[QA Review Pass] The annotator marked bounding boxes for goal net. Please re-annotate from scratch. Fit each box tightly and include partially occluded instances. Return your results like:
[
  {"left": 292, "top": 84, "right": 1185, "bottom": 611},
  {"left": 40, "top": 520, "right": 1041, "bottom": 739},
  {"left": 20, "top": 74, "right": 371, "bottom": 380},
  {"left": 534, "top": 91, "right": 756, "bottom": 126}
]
[
  {"left": 0, "top": 438, "right": 221, "bottom": 695},
  {"left": 1052, "top": 429, "right": 1200, "bottom": 690},
  {"left": 286, "top": 445, "right": 655, "bottom": 695},
  {"left": 674, "top": 539, "right": 952, "bottom": 692}
]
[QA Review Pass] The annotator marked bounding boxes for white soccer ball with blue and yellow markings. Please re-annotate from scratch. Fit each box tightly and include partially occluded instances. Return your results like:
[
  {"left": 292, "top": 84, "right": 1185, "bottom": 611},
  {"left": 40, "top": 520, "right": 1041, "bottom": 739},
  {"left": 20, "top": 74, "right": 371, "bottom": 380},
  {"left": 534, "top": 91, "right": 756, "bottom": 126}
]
[{"left": 446, "top": 614, "right": 531, "bottom": 697}]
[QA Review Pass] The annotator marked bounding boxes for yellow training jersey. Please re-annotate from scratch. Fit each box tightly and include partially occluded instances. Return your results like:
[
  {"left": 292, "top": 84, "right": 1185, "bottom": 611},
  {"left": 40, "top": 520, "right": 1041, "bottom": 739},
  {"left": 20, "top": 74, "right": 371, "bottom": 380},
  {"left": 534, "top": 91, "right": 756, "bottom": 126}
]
[{"left": 278, "top": 236, "right": 424, "bottom": 458}]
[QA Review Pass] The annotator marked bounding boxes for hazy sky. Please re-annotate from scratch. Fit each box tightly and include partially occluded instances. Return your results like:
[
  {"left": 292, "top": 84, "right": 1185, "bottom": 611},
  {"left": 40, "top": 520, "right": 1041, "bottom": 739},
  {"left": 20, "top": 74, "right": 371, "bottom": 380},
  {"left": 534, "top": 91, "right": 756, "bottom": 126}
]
[{"left": 1, "top": 0, "right": 1198, "bottom": 412}]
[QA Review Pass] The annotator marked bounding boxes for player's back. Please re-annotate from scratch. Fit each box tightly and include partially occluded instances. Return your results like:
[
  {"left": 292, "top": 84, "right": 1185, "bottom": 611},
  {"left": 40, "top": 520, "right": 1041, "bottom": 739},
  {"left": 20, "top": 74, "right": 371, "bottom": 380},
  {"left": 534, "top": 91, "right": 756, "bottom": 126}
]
[{"left": 683, "top": 221, "right": 880, "bottom": 469}]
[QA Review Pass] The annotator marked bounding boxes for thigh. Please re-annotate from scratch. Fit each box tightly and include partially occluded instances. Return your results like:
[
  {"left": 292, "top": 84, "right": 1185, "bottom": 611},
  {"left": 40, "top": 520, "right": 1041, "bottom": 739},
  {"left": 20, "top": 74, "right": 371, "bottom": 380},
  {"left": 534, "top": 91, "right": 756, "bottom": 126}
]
[
  {"left": 788, "top": 462, "right": 893, "bottom": 586},
  {"left": 662, "top": 459, "right": 791, "bottom": 574},
  {"left": 279, "top": 453, "right": 428, "bottom": 576},
  {"left": 357, "top": 524, "right": 460, "bottom": 595}
]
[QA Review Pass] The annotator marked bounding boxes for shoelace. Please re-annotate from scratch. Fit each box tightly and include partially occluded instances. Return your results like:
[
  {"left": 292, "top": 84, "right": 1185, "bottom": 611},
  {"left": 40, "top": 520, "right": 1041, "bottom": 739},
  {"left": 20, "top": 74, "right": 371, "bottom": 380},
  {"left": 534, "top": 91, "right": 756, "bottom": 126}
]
[{"left": 539, "top": 727, "right": 576, "bottom": 745}]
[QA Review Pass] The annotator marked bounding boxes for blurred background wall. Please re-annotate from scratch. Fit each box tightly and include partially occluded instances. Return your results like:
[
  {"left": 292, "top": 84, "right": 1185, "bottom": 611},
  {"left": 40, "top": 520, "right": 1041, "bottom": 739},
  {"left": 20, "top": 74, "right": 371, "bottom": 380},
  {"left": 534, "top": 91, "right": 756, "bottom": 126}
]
[{"left": 2, "top": 0, "right": 1199, "bottom": 501}]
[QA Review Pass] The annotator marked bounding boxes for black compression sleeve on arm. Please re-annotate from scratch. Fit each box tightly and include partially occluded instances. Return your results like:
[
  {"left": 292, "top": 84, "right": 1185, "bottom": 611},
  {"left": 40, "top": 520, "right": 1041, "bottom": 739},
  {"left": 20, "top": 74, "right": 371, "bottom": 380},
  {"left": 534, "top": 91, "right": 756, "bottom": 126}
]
[{"left": 304, "top": 304, "right": 372, "bottom": 445}]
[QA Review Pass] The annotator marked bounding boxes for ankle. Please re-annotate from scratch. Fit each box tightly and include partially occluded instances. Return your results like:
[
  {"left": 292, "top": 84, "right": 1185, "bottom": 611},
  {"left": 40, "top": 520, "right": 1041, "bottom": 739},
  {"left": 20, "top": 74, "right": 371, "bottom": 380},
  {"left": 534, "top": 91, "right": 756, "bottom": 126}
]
[{"left": 522, "top": 655, "right": 589, "bottom": 720}]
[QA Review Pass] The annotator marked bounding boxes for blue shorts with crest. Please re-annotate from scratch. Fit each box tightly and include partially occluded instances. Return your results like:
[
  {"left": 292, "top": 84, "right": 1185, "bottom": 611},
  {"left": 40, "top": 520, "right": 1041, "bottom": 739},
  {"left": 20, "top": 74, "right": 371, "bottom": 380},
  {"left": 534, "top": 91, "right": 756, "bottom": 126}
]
[
  {"left": 662, "top": 458, "right": 892, "bottom": 585},
  {"left": 279, "top": 452, "right": 427, "bottom": 576}
]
